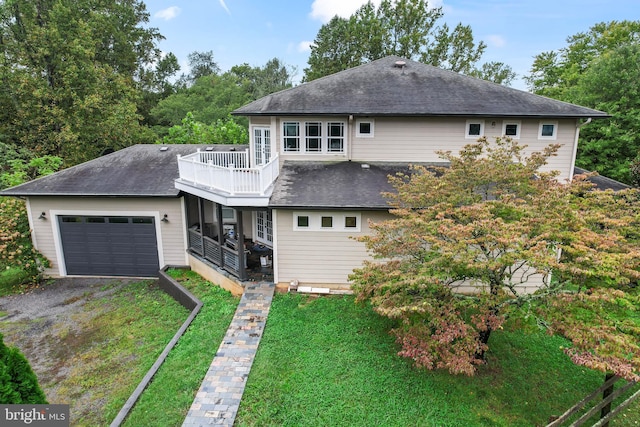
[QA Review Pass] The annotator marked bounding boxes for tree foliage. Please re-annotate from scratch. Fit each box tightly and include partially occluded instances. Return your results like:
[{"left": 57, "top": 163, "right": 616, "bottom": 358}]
[
  {"left": 525, "top": 21, "right": 640, "bottom": 184},
  {"left": 0, "top": 333, "right": 47, "bottom": 404},
  {"left": 161, "top": 112, "right": 248, "bottom": 145},
  {"left": 303, "top": 0, "right": 513, "bottom": 84},
  {"left": 350, "top": 137, "right": 640, "bottom": 378},
  {"left": 0, "top": 0, "right": 161, "bottom": 165},
  {"left": 151, "top": 73, "right": 252, "bottom": 129}
]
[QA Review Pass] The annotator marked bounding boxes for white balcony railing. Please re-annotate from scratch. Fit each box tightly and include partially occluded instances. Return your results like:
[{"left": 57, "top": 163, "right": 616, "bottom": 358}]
[{"left": 177, "top": 148, "right": 279, "bottom": 196}]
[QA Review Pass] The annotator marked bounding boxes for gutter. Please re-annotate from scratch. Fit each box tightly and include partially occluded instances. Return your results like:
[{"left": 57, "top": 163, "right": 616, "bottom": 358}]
[{"left": 569, "top": 117, "right": 592, "bottom": 181}]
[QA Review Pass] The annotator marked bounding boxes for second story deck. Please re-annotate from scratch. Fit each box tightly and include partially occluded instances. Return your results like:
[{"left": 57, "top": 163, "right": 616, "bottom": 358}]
[{"left": 175, "top": 148, "right": 279, "bottom": 207}]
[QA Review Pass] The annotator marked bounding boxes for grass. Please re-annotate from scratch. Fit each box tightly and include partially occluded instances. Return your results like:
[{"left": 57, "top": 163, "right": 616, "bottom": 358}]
[
  {"left": 121, "top": 269, "right": 239, "bottom": 427},
  {"left": 0, "top": 266, "right": 33, "bottom": 296},
  {"left": 236, "top": 293, "right": 640, "bottom": 427},
  {"left": 0, "top": 280, "right": 189, "bottom": 426}
]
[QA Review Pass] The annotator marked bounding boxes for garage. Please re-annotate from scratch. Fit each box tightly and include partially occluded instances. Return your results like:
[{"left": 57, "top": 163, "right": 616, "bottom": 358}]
[{"left": 58, "top": 215, "right": 160, "bottom": 277}]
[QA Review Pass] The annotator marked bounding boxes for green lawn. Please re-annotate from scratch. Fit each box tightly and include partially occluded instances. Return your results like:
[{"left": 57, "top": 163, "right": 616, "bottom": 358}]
[
  {"left": 236, "top": 293, "right": 639, "bottom": 427},
  {"left": 121, "top": 269, "right": 239, "bottom": 427}
]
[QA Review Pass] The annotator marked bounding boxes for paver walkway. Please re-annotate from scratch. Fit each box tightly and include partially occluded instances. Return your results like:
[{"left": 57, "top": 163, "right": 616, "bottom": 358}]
[{"left": 182, "top": 281, "right": 276, "bottom": 427}]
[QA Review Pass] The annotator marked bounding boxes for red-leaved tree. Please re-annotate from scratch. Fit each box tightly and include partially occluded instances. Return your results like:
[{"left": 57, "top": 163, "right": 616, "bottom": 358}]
[{"left": 350, "top": 137, "right": 640, "bottom": 378}]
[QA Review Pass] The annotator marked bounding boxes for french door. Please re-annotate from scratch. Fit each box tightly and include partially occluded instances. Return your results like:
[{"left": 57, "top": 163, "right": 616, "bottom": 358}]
[
  {"left": 255, "top": 210, "right": 273, "bottom": 247},
  {"left": 253, "top": 127, "right": 271, "bottom": 166}
]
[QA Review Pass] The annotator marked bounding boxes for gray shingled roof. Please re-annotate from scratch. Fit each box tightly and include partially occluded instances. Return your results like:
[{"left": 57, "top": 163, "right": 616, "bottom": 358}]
[
  {"left": 269, "top": 162, "right": 630, "bottom": 210},
  {"left": 574, "top": 167, "right": 631, "bottom": 191},
  {"left": 1, "top": 144, "right": 248, "bottom": 197},
  {"left": 269, "top": 160, "right": 445, "bottom": 209},
  {"left": 233, "top": 56, "right": 608, "bottom": 118}
]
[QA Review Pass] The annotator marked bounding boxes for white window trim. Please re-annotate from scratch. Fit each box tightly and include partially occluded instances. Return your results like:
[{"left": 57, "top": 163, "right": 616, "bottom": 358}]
[
  {"left": 280, "top": 120, "right": 347, "bottom": 154},
  {"left": 355, "top": 119, "right": 375, "bottom": 138},
  {"left": 465, "top": 119, "right": 485, "bottom": 139},
  {"left": 538, "top": 121, "right": 558, "bottom": 140},
  {"left": 293, "top": 211, "right": 361, "bottom": 232},
  {"left": 502, "top": 120, "right": 521, "bottom": 139}
]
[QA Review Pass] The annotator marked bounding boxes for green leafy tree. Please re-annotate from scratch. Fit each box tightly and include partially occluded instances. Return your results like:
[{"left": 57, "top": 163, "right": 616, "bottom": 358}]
[
  {"left": 525, "top": 21, "right": 640, "bottom": 183},
  {"left": 161, "top": 113, "right": 248, "bottom": 145},
  {"left": 139, "top": 52, "right": 181, "bottom": 127},
  {"left": 151, "top": 73, "right": 252, "bottom": 130},
  {"left": 467, "top": 61, "right": 516, "bottom": 86},
  {"left": 0, "top": 334, "right": 47, "bottom": 404},
  {"left": 304, "top": 0, "right": 511, "bottom": 83},
  {"left": 230, "top": 58, "right": 294, "bottom": 99},
  {"left": 350, "top": 137, "right": 640, "bottom": 378},
  {"left": 0, "top": 0, "right": 161, "bottom": 165},
  {"left": 177, "top": 50, "right": 221, "bottom": 88}
]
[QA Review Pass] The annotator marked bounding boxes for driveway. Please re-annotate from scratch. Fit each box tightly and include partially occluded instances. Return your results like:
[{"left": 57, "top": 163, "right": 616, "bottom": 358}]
[{"left": 0, "top": 278, "right": 133, "bottom": 413}]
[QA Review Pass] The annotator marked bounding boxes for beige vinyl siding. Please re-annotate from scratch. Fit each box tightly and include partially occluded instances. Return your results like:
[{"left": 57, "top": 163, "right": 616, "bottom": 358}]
[
  {"left": 350, "top": 117, "right": 578, "bottom": 181},
  {"left": 275, "top": 208, "right": 547, "bottom": 293},
  {"left": 275, "top": 209, "right": 391, "bottom": 288},
  {"left": 26, "top": 196, "right": 187, "bottom": 277},
  {"left": 250, "top": 116, "right": 578, "bottom": 181}
]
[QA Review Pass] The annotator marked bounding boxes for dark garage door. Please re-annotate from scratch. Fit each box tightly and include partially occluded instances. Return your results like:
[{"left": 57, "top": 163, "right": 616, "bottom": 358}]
[{"left": 59, "top": 215, "right": 160, "bottom": 277}]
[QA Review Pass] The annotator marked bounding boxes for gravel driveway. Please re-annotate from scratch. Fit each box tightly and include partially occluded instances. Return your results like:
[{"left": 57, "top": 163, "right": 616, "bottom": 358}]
[{"left": 0, "top": 278, "right": 134, "bottom": 410}]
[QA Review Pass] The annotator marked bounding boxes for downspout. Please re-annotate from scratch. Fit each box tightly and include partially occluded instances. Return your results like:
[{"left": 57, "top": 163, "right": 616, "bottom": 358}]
[
  {"left": 348, "top": 114, "right": 354, "bottom": 161},
  {"left": 570, "top": 117, "right": 592, "bottom": 181}
]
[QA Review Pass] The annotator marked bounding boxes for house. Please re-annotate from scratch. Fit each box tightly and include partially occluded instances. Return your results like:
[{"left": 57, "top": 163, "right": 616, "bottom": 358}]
[{"left": 1, "top": 56, "right": 611, "bottom": 294}]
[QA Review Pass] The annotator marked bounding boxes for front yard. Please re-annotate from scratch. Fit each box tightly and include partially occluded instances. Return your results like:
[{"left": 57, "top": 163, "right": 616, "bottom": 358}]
[
  {"left": 1, "top": 274, "right": 637, "bottom": 426},
  {"left": 237, "top": 293, "right": 640, "bottom": 427}
]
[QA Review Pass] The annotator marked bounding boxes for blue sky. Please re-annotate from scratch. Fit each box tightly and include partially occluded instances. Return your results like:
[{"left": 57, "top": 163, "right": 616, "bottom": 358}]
[{"left": 144, "top": 0, "right": 638, "bottom": 90}]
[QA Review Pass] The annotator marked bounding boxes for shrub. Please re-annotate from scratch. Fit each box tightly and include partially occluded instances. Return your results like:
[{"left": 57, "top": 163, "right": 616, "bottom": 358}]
[
  {"left": 0, "top": 197, "right": 50, "bottom": 286},
  {"left": 0, "top": 334, "right": 47, "bottom": 404}
]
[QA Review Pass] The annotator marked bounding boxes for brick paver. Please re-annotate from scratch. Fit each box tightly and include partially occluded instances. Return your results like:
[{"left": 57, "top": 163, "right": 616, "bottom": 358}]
[{"left": 182, "top": 281, "right": 275, "bottom": 427}]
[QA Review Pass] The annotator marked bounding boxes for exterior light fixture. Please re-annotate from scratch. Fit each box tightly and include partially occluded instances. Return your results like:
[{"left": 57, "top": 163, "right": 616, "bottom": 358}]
[
  {"left": 38, "top": 212, "right": 47, "bottom": 220},
  {"left": 161, "top": 214, "right": 169, "bottom": 223}
]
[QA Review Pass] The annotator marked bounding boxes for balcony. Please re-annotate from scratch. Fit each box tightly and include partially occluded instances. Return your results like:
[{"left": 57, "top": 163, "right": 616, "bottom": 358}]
[{"left": 175, "top": 149, "right": 279, "bottom": 207}]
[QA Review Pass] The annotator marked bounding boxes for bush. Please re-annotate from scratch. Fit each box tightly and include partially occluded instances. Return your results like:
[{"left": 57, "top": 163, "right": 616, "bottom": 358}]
[
  {"left": 0, "top": 197, "right": 50, "bottom": 286},
  {"left": 0, "top": 334, "right": 47, "bottom": 404},
  {"left": 0, "top": 267, "right": 30, "bottom": 296}
]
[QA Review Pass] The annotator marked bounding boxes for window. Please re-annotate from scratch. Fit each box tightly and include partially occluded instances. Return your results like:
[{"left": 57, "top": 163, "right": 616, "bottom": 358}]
[
  {"left": 503, "top": 121, "right": 521, "bottom": 139},
  {"left": 345, "top": 216, "right": 357, "bottom": 228},
  {"left": 305, "top": 122, "right": 322, "bottom": 152},
  {"left": 281, "top": 120, "right": 345, "bottom": 153},
  {"left": 283, "top": 122, "right": 300, "bottom": 151},
  {"left": 538, "top": 121, "right": 558, "bottom": 140},
  {"left": 328, "top": 122, "right": 344, "bottom": 152},
  {"left": 222, "top": 207, "right": 236, "bottom": 221},
  {"left": 466, "top": 120, "right": 484, "bottom": 138},
  {"left": 293, "top": 212, "right": 361, "bottom": 232},
  {"left": 297, "top": 215, "right": 309, "bottom": 228},
  {"left": 356, "top": 119, "right": 374, "bottom": 138},
  {"left": 87, "top": 217, "right": 106, "bottom": 223},
  {"left": 109, "top": 217, "right": 129, "bottom": 223},
  {"left": 132, "top": 217, "right": 153, "bottom": 224}
]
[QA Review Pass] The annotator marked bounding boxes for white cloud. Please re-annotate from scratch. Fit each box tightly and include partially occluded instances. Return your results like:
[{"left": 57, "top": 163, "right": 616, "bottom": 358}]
[
  {"left": 310, "top": 0, "right": 380, "bottom": 23},
  {"left": 486, "top": 34, "right": 506, "bottom": 48},
  {"left": 219, "top": 0, "right": 231, "bottom": 15},
  {"left": 154, "top": 6, "right": 181, "bottom": 21},
  {"left": 310, "top": 0, "right": 443, "bottom": 23},
  {"left": 298, "top": 41, "right": 314, "bottom": 52}
]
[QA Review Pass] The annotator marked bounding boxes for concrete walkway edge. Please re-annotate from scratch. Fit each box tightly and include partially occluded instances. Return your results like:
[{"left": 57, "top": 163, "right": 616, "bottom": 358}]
[{"left": 182, "top": 281, "right": 276, "bottom": 427}]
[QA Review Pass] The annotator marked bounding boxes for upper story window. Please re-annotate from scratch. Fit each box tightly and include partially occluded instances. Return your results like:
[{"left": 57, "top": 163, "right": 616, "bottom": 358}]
[
  {"left": 466, "top": 119, "right": 485, "bottom": 139},
  {"left": 328, "top": 122, "right": 344, "bottom": 152},
  {"left": 356, "top": 119, "right": 374, "bottom": 138},
  {"left": 281, "top": 120, "right": 346, "bottom": 154},
  {"left": 283, "top": 122, "right": 300, "bottom": 151},
  {"left": 538, "top": 121, "right": 558, "bottom": 140},
  {"left": 503, "top": 121, "right": 521, "bottom": 139},
  {"left": 305, "top": 122, "right": 322, "bottom": 152}
]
